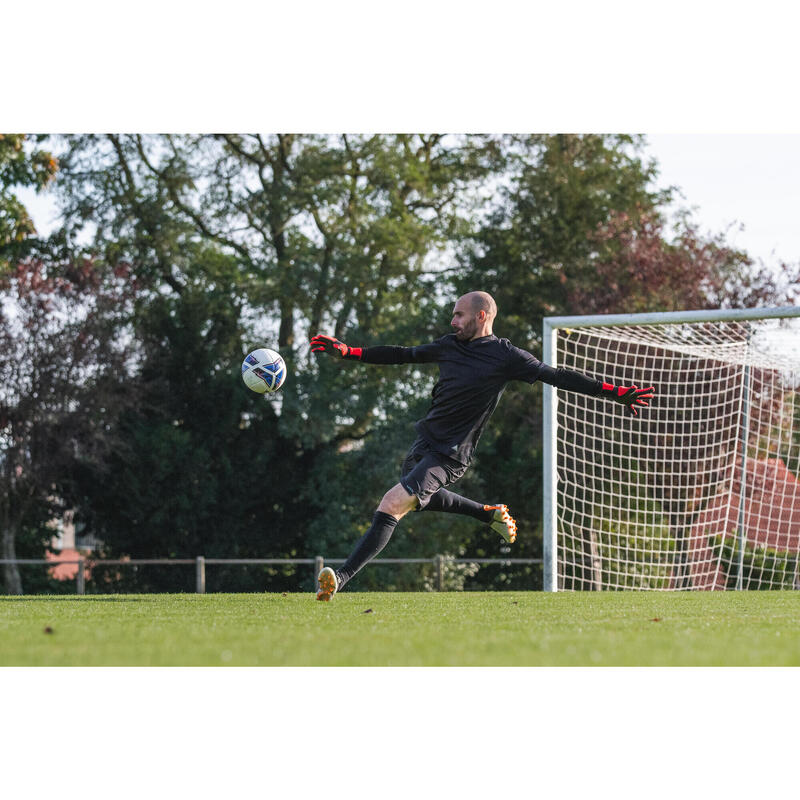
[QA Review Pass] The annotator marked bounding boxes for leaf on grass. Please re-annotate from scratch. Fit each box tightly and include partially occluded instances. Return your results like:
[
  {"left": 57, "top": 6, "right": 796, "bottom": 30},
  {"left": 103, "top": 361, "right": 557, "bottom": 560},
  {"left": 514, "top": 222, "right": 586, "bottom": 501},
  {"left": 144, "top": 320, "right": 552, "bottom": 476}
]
[
  {"left": 651, "top": 618, "right": 662, "bottom": 622},
  {"left": 363, "top": 609, "right": 373, "bottom": 614},
  {"left": 44, "top": 626, "right": 54, "bottom": 634}
]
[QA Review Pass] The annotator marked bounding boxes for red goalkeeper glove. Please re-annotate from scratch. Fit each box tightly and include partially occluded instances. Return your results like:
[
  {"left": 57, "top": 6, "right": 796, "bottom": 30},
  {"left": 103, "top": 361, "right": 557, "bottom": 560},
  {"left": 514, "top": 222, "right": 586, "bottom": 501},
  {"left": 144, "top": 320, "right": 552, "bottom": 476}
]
[
  {"left": 310, "top": 334, "right": 362, "bottom": 360},
  {"left": 601, "top": 383, "right": 655, "bottom": 416}
]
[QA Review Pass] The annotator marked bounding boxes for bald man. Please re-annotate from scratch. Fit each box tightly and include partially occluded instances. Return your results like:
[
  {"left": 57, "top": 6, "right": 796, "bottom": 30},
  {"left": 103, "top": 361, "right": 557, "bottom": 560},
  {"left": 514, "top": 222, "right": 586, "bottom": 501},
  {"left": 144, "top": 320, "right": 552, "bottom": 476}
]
[{"left": 310, "top": 292, "right": 654, "bottom": 599}]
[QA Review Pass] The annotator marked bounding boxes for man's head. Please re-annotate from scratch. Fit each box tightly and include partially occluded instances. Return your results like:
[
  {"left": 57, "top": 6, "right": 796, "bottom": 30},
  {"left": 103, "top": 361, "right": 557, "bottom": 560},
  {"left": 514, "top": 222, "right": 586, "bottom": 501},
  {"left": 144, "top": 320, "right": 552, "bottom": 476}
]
[{"left": 451, "top": 291, "right": 497, "bottom": 341}]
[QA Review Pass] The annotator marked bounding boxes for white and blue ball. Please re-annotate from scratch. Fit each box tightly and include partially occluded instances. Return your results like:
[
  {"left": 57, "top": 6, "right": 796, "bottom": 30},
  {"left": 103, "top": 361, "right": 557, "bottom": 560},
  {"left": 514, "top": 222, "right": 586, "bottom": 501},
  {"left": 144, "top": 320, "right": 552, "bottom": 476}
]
[{"left": 241, "top": 348, "right": 287, "bottom": 394}]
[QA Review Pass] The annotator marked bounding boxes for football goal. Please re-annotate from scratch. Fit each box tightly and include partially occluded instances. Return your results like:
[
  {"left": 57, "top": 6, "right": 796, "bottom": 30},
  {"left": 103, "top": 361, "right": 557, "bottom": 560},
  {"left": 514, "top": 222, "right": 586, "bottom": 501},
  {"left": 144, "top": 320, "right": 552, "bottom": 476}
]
[{"left": 543, "top": 306, "right": 800, "bottom": 591}]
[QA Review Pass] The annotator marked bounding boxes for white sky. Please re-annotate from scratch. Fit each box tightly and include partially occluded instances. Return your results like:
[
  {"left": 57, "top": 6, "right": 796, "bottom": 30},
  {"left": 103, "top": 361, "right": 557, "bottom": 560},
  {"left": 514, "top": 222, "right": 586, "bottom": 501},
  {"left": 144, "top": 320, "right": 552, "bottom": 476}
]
[{"left": 644, "top": 134, "right": 800, "bottom": 268}]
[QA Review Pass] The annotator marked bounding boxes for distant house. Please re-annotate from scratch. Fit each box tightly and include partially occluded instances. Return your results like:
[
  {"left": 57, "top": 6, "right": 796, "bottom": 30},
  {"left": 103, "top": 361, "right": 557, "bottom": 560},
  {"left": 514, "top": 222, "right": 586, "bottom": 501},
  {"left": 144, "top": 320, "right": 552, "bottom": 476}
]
[
  {"left": 47, "top": 510, "right": 96, "bottom": 581},
  {"left": 677, "top": 457, "right": 800, "bottom": 589},
  {"left": 45, "top": 548, "right": 86, "bottom": 581}
]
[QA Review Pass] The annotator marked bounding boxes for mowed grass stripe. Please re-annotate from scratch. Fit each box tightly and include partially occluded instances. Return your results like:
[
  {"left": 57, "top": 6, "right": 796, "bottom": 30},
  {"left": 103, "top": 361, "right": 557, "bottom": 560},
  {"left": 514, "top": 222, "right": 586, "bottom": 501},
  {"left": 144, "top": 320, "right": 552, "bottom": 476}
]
[{"left": 1, "top": 591, "right": 798, "bottom": 666}]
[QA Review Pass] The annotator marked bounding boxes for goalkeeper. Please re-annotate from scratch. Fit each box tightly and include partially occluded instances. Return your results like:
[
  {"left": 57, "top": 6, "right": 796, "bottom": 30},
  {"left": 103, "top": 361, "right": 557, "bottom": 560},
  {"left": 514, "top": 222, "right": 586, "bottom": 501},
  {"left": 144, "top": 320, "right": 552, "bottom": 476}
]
[{"left": 311, "top": 291, "right": 654, "bottom": 600}]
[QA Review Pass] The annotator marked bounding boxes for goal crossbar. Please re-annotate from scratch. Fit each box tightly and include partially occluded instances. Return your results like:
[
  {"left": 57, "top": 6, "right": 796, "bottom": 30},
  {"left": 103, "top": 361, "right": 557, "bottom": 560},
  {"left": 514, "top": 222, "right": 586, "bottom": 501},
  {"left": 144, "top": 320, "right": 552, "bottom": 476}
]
[{"left": 543, "top": 305, "right": 800, "bottom": 330}]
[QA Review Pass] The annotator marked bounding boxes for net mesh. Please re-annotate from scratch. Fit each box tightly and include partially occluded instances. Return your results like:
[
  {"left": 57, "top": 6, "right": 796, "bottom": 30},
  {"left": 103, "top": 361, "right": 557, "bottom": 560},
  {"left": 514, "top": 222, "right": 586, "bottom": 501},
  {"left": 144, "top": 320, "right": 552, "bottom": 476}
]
[{"left": 554, "top": 315, "right": 800, "bottom": 590}]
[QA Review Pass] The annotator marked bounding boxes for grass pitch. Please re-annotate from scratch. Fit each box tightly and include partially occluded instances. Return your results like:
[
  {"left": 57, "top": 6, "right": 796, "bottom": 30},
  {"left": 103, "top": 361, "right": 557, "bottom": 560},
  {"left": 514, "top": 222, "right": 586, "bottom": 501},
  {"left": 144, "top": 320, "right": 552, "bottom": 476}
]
[{"left": 1, "top": 591, "right": 798, "bottom": 666}]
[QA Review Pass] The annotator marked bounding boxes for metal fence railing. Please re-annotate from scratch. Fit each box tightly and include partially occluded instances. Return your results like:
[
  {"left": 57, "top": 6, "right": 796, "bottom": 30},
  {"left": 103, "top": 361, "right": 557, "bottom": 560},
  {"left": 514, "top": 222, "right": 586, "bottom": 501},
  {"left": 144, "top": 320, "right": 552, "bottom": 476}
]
[{"left": 0, "top": 556, "right": 543, "bottom": 594}]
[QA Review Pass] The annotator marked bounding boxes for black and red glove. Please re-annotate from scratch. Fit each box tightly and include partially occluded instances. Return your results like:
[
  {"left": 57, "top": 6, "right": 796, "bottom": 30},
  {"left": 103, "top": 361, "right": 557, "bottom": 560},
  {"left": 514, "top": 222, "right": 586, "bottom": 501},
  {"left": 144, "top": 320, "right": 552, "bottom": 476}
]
[
  {"left": 600, "top": 383, "right": 655, "bottom": 416},
  {"left": 310, "top": 334, "right": 362, "bottom": 360}
]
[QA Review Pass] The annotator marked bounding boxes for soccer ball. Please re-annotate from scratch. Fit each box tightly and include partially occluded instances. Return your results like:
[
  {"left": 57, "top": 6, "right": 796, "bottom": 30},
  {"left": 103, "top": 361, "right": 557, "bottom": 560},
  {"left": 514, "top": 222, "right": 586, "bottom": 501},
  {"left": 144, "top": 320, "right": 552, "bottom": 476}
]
[{"left": 241, "top": 348, "right": 287, "bottom": 394}]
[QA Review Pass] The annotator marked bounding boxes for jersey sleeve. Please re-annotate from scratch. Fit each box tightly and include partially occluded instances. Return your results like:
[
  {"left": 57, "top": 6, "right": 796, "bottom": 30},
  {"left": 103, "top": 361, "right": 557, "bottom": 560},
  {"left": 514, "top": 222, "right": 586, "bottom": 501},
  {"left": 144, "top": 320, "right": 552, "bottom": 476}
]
[
  {"left": 506, "top": 344, "right": 602, "bottom": 395},
  {"left": 360, "top": 337, "right": 445, "bottom": 365},
  {"left": 537, "top": 364, "right": 603, "bottom": 395},
  {"left": 505, "top": 344, "right": 546, "bottom": 383}
]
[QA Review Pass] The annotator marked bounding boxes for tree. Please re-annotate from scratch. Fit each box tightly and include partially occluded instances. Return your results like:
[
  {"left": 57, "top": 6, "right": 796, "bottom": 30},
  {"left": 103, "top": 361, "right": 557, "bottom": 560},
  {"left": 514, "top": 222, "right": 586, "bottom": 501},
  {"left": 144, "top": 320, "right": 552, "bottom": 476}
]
[
  {"left": 454, "top": 134, "right": 800, "bottom": 588},
  {"left": 68, "top": 245, "right": 324, "bottom": 590},
  {"left": 570, "top": 209, "right": 800, "bottom": 314},
  {"left": 0, "top": 257, "right": 136, "bottom": 593},
  {"left": 445, "top": 135, "right": 667, "bottom": 584},
  {"left": 52, "top": 134, "right": 502, "bottom": 580},
  {"left": 0, "top": 134, "right": 58, "bottom": 272}
]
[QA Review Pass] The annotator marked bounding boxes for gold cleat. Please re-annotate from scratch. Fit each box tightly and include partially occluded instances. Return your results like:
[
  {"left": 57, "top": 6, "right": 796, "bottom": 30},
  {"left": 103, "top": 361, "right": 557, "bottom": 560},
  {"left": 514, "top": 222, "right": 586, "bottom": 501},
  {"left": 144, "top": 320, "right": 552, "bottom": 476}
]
[
  {"left": 484, "top": 504, "right": 517, "bottom": 544},
  {"left": 316, "top": 566, "right": 339, "bottom": 601}
]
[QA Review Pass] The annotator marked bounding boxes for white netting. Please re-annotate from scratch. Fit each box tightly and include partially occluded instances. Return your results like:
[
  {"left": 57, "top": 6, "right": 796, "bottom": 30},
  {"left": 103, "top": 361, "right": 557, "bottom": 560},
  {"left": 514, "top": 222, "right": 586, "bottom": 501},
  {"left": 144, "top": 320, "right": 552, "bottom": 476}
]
[{"left": 553, "top": 314, "right": 800, "bottom": 591}]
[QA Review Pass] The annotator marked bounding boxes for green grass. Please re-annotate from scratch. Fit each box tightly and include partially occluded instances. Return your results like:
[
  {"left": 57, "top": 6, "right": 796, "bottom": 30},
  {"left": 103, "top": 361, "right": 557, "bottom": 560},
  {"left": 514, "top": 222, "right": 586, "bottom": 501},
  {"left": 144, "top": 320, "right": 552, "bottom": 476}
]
[{"left": 1, "top": 591, "right": 798, "bottom": 666}]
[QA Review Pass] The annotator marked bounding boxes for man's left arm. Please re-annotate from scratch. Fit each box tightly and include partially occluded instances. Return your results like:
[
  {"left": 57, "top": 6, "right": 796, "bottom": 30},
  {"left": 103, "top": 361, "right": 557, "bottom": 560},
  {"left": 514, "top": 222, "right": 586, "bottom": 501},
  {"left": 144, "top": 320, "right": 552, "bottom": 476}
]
[
  {"left": 508, "top": 346, "right": 655, "bottom": 417},
  {"left": 538, "top": 364, "right": 655, "bottom": 417}
]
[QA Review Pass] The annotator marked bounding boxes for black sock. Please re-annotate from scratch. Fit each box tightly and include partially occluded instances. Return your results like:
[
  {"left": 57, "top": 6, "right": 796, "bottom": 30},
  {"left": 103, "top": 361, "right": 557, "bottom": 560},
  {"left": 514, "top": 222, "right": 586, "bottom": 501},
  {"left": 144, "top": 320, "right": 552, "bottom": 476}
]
[
  {"left": 423, "top": 489, "right": 494, "bottom": 523},
  {"left": 336, "top": 511, "right": 399, "bottom": 591}
]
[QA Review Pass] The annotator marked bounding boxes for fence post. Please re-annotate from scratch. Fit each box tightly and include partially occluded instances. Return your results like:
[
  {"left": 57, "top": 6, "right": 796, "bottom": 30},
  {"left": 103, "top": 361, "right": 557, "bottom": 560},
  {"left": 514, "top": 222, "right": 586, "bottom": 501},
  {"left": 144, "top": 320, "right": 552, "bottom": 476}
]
[
  {"left": 435, "top": 554, "right": 444, "bottom": 592},
  {"left": 196, "top": 556, "right": 206, "bottom": 594},
  {"left": 314, "top": 556, "right": 323, "bottom": 588},
  {"left": 76, "top": 558, "right": 85, "bottom": 595}
]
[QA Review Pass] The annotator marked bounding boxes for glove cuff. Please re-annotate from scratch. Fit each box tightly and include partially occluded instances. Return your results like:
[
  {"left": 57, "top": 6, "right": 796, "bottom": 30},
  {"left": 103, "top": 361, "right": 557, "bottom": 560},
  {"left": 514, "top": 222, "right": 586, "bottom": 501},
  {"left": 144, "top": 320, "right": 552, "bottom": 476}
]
[
  {"left": 600, "top": 382, "right": 626, "bottom": 399},
  {"left": 343, "top": 347, "right": 362, "bottom": 360}
]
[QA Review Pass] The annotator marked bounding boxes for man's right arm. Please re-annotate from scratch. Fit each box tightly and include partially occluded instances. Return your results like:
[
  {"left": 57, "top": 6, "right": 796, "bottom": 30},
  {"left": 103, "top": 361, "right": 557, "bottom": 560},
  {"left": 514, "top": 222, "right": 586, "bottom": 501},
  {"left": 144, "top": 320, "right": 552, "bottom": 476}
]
[{"left": 310, "top": 334, "right": 441, "bottom": 364}]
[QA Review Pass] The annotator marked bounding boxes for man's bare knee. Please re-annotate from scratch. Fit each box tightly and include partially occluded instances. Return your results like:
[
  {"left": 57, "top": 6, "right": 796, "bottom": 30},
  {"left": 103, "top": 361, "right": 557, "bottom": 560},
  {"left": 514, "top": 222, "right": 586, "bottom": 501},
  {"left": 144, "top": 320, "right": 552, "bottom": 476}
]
[{"left": 377, "top": 483, "right": 418, "bottom": 519}]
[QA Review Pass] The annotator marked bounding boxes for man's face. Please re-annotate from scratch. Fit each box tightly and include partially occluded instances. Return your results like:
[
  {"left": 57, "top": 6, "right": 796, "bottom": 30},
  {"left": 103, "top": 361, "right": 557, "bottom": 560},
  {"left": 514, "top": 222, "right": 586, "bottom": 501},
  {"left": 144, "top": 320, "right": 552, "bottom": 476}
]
[{"left": 451, "top": 298, "right": 481, "bottom": 341}]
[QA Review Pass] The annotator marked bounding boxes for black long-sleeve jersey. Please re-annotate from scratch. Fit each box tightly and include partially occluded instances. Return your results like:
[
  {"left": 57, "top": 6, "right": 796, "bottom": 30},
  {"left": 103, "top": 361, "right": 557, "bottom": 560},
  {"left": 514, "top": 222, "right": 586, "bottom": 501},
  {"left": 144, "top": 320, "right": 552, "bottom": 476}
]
[{"left": 359, "top": 333, "right": 602, "bottom": 465}]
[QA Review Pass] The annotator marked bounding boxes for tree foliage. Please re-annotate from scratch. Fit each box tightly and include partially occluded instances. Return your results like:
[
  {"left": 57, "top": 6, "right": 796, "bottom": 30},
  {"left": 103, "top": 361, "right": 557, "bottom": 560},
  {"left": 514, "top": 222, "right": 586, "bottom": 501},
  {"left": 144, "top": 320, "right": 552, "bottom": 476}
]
[
  {"left": 452, "top": 134, "right": 799, "bottom": 586},
  {"left": 0, "top": 134, "right": 58, "bottom": 271},
  {"left": 0, "top": 257, "right": 135, "bottom": 592},
  {"left": 50, "top": 134, "right": 503, "bottom": 588}
]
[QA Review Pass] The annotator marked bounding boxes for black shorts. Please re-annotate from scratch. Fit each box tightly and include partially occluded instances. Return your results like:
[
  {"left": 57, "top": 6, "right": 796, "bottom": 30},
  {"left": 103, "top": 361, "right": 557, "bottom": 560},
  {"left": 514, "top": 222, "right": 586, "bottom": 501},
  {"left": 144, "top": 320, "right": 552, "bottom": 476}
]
[{"left": 399, "top": 436, "right": 468, "bottom": 509}]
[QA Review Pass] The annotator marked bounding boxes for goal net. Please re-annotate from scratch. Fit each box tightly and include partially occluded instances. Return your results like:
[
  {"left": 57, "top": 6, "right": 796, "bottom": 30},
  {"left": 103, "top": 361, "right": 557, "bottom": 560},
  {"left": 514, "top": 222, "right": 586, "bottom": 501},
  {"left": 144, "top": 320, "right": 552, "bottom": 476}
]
[{"left": 543, "top": 307, "right": 800, "bottom": 591}]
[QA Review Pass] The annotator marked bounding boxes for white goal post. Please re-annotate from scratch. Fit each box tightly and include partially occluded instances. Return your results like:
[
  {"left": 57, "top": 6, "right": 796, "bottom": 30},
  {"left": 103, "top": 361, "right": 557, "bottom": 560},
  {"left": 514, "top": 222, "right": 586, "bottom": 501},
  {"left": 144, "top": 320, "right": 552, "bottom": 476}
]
[{"left": 543, "top": 306, "right": 800, "bottom": 591}]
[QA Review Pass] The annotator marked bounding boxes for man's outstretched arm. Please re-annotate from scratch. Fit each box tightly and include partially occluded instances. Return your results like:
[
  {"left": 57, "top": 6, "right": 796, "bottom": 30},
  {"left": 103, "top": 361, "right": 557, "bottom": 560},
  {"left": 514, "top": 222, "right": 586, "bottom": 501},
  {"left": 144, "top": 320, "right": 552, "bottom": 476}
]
[
  {"left": 537, "top": 364, "right": 655, "bottom": 417},
  {"left": 310, "top": 334, "right": 439, "bottom": 364}
]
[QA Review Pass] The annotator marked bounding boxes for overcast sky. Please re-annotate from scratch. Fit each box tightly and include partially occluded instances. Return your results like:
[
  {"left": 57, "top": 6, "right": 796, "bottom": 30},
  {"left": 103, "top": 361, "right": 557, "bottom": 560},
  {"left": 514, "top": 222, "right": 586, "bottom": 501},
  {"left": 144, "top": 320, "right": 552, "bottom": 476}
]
[{"left": 643, "top": 134, "right": 800, "bottom": 268}]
